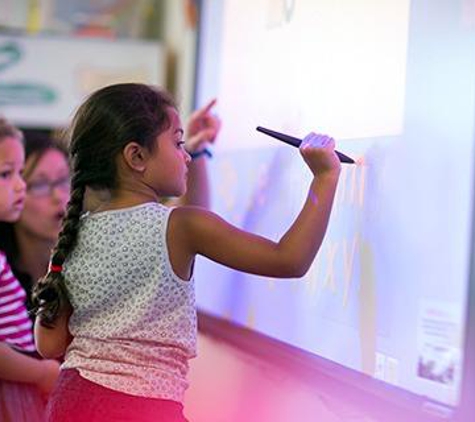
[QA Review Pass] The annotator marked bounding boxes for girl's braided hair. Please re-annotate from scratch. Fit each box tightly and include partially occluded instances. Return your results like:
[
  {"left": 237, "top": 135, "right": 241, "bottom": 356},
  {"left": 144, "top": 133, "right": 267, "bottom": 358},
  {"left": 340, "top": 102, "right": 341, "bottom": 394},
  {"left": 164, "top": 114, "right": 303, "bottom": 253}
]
[{"left": 31, "top": 83, "right": 176, "bottom": 326}]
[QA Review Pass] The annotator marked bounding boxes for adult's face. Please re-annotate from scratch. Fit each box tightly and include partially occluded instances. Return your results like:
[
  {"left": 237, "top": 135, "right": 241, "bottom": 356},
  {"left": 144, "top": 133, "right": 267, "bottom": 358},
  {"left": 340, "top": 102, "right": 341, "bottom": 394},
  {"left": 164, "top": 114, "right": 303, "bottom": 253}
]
[{"left": 18, "top": 149, "right": 70, "bottom": 242}]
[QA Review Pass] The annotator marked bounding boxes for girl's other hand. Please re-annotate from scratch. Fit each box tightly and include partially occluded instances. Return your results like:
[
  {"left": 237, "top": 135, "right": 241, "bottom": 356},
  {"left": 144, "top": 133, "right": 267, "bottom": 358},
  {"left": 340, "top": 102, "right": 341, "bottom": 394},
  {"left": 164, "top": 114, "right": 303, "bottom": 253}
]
[
  {"left": 185, "top": 99, "right": 221, "bottom": 154},
  {"left": 37, "top": 359, "right": 60, "bottom": 396},
  {"left": 300, "top": 132, "right": 341, "bottom": 178}
]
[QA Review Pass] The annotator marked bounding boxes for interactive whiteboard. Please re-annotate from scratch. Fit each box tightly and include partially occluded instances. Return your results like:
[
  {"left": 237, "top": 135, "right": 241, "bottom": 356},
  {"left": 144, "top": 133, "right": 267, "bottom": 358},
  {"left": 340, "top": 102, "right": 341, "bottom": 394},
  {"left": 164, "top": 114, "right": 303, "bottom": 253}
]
[{"left": 194, "top": 0, "right": 475, "bottom": 416}]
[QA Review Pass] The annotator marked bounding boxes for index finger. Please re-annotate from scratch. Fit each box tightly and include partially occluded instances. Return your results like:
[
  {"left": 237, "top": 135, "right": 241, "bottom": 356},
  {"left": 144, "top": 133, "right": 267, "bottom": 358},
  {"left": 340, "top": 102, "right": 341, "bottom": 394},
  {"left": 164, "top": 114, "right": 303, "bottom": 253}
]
[{"left": 196, "top": 98, "right": 217, "bottom": 117}]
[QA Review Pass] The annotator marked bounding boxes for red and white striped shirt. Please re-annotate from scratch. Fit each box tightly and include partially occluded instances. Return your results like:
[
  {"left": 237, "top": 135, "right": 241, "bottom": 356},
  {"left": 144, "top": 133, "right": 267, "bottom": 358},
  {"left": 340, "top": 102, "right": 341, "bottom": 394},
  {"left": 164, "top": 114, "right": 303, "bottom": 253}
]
[{"left": 0, "top": 251, "right": 35, "bottom": 352}]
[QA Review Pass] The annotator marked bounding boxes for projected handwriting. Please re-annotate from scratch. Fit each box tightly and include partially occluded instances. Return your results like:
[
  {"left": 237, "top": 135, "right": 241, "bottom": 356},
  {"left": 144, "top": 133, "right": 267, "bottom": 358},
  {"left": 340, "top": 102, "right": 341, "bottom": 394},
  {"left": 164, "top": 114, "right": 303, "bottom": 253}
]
[
  {"left": 342, "top": 237, "right": 359, "bottom": 307},
  {"left": 322, "top": 241, "right": 338, "bottom": 293},
  {"left": 267, "top": 0, "right": 296, "bottom": 28},
  {"left": 217, "top": 159, "right": 239, "bottom": 214},
  {"left": 305, "top": 235, "right": 360, "bottom": 308},
  {"left": 334, "top": 160, "right": 367, "bottom": 210}
]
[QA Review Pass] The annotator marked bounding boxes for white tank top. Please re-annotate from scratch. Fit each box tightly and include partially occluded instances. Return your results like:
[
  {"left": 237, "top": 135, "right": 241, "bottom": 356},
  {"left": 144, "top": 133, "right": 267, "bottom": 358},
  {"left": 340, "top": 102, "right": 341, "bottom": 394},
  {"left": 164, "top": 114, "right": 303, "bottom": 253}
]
[{"left": 62, "top": 202, "right": 197, "bottom": 403}]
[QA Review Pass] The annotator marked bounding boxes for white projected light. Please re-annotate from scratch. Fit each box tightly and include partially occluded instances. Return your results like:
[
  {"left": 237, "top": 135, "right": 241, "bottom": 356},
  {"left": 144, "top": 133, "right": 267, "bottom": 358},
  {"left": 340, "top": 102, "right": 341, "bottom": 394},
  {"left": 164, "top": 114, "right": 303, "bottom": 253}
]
[{"left": 216, "top": 0, "right": 410, "bottom": 151}]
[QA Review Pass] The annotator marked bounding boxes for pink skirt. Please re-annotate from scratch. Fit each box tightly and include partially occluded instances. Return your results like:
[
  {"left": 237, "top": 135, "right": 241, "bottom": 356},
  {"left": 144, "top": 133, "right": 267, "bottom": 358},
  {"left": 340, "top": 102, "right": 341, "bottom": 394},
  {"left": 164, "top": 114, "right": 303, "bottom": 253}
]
[{"left": 47, "top": 369, "right": 188, "bottom": 422}]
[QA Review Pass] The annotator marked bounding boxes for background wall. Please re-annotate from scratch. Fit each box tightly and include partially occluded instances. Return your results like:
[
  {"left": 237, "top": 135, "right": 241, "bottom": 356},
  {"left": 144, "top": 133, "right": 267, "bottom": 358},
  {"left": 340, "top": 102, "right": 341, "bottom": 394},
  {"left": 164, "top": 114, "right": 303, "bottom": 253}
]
[{"left": 0, "top": 0, "right": 198, "bottom": 120}]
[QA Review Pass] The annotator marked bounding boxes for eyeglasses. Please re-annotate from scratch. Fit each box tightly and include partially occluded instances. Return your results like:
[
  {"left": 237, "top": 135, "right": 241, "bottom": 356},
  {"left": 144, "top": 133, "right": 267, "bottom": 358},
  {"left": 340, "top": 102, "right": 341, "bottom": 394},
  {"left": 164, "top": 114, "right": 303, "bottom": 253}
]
[{"left": 27, "top": 176, "right": 70, "bottom": 197}]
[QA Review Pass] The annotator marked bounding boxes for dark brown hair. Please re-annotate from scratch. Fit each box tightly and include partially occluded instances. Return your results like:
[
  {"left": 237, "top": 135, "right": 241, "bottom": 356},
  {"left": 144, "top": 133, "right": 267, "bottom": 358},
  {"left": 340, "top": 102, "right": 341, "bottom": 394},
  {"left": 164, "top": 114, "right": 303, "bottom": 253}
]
[{"left": 31, "top": 83, "right": 176, "bottom": 326}]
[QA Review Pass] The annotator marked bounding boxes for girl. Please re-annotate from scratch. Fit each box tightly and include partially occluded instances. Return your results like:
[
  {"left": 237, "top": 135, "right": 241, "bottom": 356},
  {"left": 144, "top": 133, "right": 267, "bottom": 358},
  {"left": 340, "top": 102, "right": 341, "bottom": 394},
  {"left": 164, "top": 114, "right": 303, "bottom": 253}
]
[
  {"left": 0, "top": 118, "right": 60, "bottom": 422},
  {"left": 0, "top": 133, "right": 70, "bottom": 311},
  {"left": 32, "top": 83, "right": 340, "bottom": 422},
  {"left": 0, "top": 100, "right": 220, "bottom": 318}
]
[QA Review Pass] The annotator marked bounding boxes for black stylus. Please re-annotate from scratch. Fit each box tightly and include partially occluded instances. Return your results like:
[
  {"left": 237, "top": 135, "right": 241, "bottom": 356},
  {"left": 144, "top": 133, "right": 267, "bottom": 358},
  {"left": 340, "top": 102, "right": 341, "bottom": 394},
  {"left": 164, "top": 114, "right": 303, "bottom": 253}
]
[{"left": 256, "top": 126, "right": 355, "bottom": 164}]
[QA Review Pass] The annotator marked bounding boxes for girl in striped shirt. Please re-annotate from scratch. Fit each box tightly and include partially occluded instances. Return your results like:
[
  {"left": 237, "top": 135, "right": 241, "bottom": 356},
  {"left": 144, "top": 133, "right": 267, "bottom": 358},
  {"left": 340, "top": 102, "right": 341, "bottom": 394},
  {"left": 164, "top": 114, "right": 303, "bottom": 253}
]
[{"left": 0, "top": 117, "right": 60, "bottom": 422}]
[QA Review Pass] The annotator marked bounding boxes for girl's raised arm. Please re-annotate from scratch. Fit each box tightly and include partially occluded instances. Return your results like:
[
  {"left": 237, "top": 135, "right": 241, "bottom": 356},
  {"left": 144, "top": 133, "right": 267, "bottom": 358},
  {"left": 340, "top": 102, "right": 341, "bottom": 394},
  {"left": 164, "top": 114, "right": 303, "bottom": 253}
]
[{"left": 169, "top": 133, "right": 341, "bottom": 279}]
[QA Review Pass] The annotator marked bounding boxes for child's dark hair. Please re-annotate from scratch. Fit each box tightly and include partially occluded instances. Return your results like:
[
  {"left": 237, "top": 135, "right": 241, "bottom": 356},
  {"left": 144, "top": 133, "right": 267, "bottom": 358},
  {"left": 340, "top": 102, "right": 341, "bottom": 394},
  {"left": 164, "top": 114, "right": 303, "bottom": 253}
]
[
  {"left": 31, "top": 83, "right": 176, "bottom": 326},
  {"left": 22, "top": 131, "right": 68, "bottom": 179}
]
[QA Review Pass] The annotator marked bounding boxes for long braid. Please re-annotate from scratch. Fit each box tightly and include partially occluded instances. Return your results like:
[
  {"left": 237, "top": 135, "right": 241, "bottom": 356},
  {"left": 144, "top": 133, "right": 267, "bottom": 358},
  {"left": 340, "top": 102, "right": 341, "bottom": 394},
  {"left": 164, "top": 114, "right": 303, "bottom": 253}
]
[{"left": 31, "top": 178, "right": 85, "bottom": 327}]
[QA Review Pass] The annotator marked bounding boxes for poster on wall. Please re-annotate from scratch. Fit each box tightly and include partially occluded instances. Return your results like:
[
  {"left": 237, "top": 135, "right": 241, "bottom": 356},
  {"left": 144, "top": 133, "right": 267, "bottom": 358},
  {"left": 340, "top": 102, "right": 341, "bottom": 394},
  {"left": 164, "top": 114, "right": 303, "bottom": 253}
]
[{"left": 0, "top": 35, "right": 165, "bottom": 128}]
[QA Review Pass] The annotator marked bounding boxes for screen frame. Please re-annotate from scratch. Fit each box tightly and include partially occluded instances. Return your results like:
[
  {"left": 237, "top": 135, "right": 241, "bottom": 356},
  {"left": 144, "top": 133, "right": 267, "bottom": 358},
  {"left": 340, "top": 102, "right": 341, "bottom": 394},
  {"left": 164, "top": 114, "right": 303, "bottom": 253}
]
[{"left": 192, "top": 1, "right": 475, "bottom": 421}]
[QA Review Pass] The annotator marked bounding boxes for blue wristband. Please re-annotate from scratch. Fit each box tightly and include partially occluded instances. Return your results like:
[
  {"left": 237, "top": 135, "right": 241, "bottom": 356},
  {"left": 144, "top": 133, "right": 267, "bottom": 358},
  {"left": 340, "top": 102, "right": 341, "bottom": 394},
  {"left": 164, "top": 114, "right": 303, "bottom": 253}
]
[{"left": 189, "top": 148, "right": 213, "bottom": 160}]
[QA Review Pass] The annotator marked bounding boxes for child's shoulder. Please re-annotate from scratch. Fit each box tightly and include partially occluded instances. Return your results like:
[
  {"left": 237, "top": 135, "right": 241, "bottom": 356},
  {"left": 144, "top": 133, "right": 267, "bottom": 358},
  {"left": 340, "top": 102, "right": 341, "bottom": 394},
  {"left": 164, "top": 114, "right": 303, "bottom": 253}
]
[{"left": 167, "top": 205, "right": 218, "bottom": 233}]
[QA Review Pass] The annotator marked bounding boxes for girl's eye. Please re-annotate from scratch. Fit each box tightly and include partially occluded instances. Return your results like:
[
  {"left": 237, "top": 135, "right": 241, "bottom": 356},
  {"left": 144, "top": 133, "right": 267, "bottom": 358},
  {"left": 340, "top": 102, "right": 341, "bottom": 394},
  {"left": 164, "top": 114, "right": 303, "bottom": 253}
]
[{"left": 0, "top": 170, "right": 12, "bottom": 179}]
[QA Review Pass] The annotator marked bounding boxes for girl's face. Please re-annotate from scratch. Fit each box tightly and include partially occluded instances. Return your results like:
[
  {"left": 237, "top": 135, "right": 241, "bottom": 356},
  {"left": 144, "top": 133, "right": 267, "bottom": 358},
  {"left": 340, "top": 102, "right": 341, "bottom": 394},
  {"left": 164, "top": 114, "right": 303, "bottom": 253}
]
[
  {"left": 0, "top": 137, "right": 26, "bottom": 222},
  {"left": 145, "top": 108, "right": 191, "bottom": 197},
  {"left": 17, "top": 149, "right": 70, "bottom": 242}
]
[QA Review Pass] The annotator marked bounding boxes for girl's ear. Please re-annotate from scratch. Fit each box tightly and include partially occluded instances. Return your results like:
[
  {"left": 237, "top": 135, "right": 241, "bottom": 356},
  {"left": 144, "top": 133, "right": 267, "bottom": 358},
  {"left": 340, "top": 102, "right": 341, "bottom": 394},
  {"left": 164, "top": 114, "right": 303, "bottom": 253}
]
[{"left": 122, "top": 142, "right": 149, "bottom": 172}]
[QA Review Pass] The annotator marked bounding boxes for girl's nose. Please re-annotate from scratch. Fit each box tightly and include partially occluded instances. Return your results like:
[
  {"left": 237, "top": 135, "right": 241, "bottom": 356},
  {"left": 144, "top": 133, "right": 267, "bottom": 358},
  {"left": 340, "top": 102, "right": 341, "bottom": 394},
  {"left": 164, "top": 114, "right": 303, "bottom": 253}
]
[
  {"left": 51, "top": 186, "right": 70, "bottom": 205},
  {"left": 15, "top": 174, "right": 26, "bottom": 193},
  {"left": 183, "top": 149, "right": 192, "bottom": 165}
]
